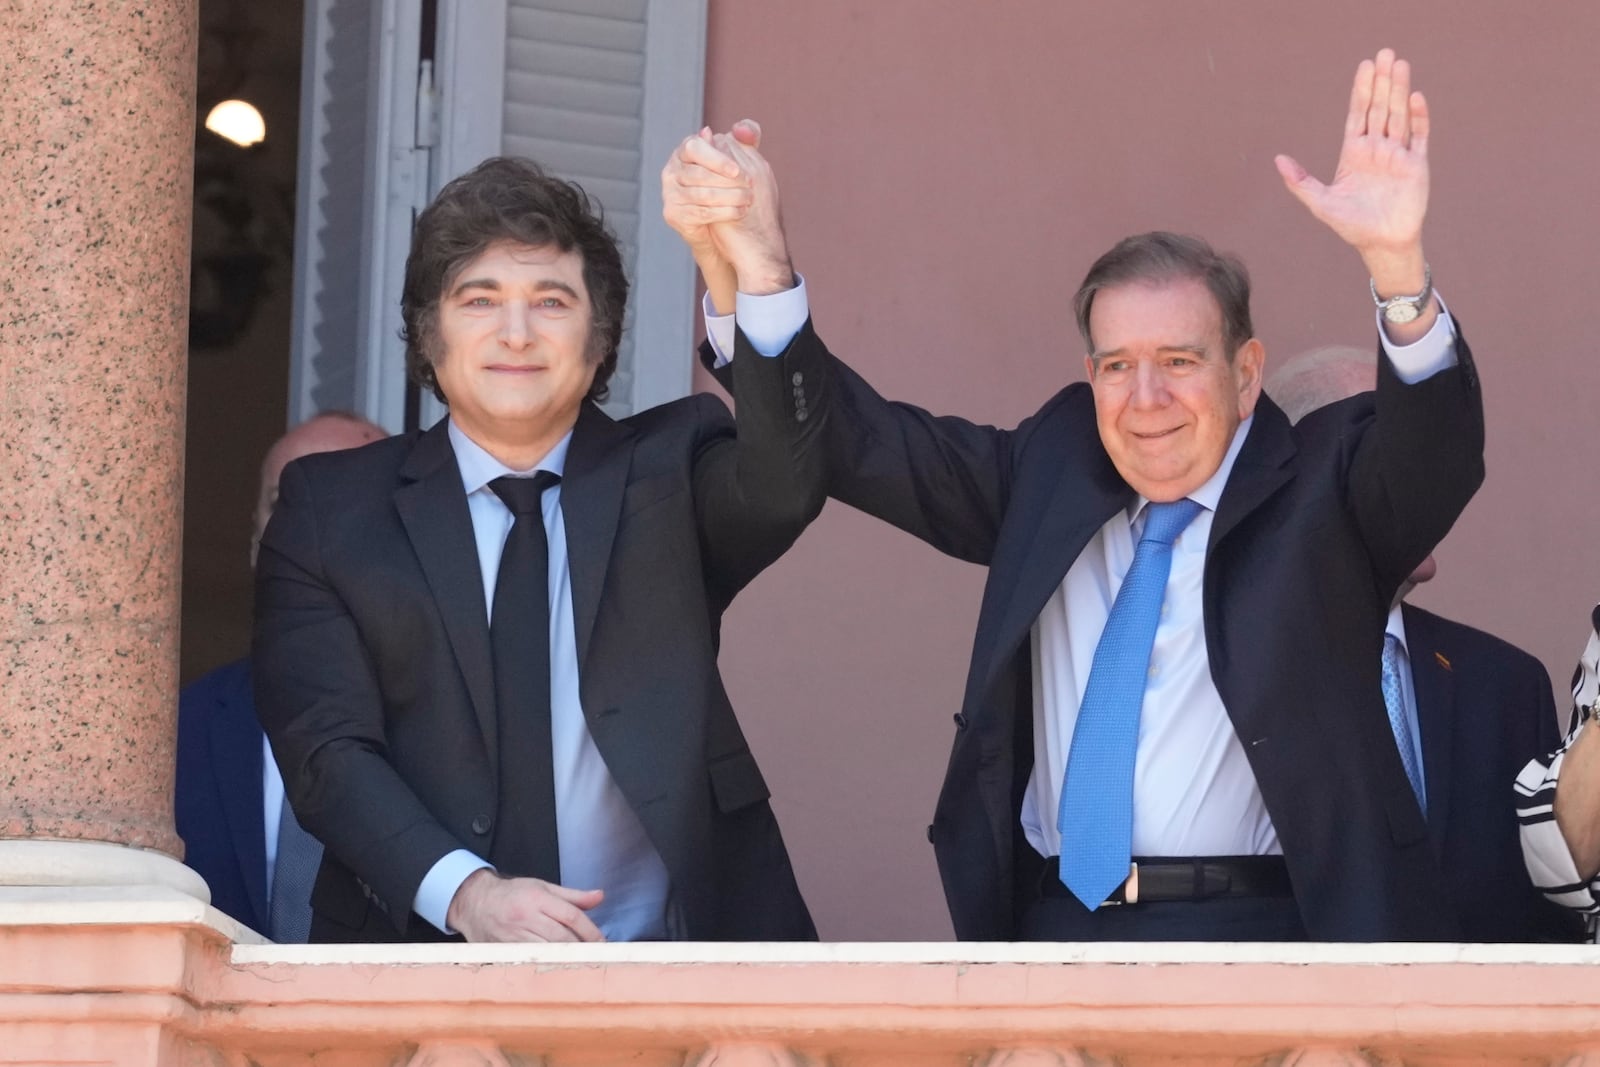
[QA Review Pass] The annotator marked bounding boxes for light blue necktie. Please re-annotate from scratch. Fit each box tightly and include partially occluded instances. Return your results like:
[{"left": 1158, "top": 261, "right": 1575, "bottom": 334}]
[
  {"left": 1382, "top": 633, "right": 1426, "bottom": 811},
  {"left": 1058, "top": 497, "right": 1203, "bottom": 910}
]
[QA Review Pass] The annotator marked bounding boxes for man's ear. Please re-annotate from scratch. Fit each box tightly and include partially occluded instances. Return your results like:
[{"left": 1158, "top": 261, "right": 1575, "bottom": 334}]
[
  {"left": 1235, "top": 338, "right": 1265, "bottom": 417},
  {"left": 1083, "top": 353, "right": 1097, "bottom": 383}
]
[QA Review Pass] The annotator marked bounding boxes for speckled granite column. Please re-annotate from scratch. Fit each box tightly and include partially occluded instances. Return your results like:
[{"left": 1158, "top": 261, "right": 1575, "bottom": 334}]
[{"left": 0, "top": 1, "right": 198, "bottom": 870}]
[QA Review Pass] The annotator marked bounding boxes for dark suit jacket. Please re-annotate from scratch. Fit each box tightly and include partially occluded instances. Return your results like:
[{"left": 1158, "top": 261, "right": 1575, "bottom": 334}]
[
  {"left": 254, "top": 325, "right": 826, "bottom": 942},
  {"left": 1401, "top": 603, "right": 1585, "bottom": 942},
  {"left": 175, "top": 657, "right": 270, "bottom": 934},
  {"left": 710, "top": 327, "right": 1485, "bottom": 940}
]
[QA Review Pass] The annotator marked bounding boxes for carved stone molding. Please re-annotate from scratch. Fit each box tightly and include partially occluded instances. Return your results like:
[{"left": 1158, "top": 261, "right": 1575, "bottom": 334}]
[
  {"left": 1261, "top": 1049, "right": 1396, "bottom": 1067},
  {"left": 400, "top": 1043, "right": 527, "bottom": 1067},
  {"left": 977, "top": 1049, "right": 1112, "bottom": 1067},
  {"left": 683, "top": 1044, "right": 821, "bottom": 1067}
]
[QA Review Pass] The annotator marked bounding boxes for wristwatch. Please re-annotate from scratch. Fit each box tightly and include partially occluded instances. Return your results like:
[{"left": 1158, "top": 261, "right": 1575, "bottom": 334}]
[{"left": 1370, "top": 265, "right": 1432, "bottom": 325}]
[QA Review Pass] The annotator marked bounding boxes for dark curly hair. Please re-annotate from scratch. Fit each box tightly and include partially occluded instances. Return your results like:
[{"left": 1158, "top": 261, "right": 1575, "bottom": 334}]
[{"left": 401, "top": 156, "right": 629, "bottom": 404}]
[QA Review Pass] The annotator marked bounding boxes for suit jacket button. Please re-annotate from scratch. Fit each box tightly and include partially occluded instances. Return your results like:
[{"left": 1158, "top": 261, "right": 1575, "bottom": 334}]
[
  {"left": 795, "top": 409, "right": 809, "bottom": 422},
  {"left": 953, "top": 713, "right": 968, "bottom": 731},
  {"left": 792, "top": 371, "right": 804, "bottom": 385},
  {"left": 471, "top": 814, "right": 491, "bottom": 835}
]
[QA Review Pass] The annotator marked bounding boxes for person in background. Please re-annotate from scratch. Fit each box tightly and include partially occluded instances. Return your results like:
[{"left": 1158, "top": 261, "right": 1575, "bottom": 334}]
[
  {"left": 1272, "top": 346, "right": 1580, "bottom": 942},
  {"left": 1517, "top": 608, "right": 1600, "bottom": 941},
  {"left": 176, "top": 411, "right": 387, "bottom": 941}
]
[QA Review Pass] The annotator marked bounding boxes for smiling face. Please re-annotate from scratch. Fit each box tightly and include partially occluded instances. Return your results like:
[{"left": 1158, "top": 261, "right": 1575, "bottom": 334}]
[
  {"left": 431, "top": 240, "right": 597, "bottom": 463},
  {"left": 1084, "top": 278, "right": 1264, "bottom": 502}
]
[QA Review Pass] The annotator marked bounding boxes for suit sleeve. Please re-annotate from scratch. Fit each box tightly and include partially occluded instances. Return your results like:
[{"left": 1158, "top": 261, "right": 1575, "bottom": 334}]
[
  {"left": 689, "top": 320, "right": 830, "bottom": 607},
  {"left": 1345, "top": 324, "right": 1486, "bottom": 591},
  {"left": 253, "top": 460, "right": 465, "bottom": 936},
  {"left": 701, "top": 330, "right": 1018, "bottom": 567}
]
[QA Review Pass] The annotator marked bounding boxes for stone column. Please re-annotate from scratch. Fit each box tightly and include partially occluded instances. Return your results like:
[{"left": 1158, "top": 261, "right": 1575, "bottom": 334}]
[{"left": 0, "top": 0, "right": 204, "bottom": 897}]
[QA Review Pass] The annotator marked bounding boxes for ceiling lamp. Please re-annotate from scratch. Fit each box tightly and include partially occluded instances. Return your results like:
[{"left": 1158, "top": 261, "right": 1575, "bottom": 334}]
[{"left": 204, "top": 99, "right": 265, "bottom": 148}]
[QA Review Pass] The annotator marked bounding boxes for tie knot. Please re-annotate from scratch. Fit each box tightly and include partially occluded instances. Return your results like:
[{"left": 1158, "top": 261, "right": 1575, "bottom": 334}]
[
  {"left": 1140, "top": 498, "right": 1203, "bottom": 547},
  {"left": 490, "top": 471, "right": 560, "bottom": 517}
]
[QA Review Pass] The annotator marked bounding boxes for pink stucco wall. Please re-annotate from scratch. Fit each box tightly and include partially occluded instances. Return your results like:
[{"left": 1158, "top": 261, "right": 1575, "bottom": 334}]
[{"left": 699, "top": 1, "right": 1600, "bottom": 938}]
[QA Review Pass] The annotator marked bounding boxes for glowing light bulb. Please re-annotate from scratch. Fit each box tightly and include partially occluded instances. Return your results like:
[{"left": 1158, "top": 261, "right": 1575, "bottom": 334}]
[{"left": 205, "top": 99, "right": 266, "bottom": 148}]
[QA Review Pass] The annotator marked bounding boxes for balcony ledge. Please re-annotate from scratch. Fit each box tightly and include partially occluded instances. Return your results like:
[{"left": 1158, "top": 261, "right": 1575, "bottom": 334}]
[{"left": 3, "top": 887, "right": 1599, "bottom": 1066}]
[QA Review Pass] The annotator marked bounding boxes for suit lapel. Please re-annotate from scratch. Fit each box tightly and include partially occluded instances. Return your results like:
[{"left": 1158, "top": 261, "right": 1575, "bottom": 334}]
[
  {"left": 560, "top": 402, "right": 636, "bottom": 670},
  {"left": 394, "top": 420, "right": 499, "bottom": 756},
  {"left": 1402, "top": 604, "right": 1454, "bottom": 849},
  {"left": 976, "top": 419, "right": 1131, "bottom": 699},
  {"left": 1209, "top": 396, "right": 1297, "bottom": 550},
  {"left": 208, "top": 660, "right": 269, "bottom": 930},
  {"left": 977, "top": 397, "right": 1297, "bottom": 699}
]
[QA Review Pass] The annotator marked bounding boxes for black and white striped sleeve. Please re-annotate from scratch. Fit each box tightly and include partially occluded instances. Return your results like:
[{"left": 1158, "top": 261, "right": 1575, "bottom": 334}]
[{"left": 1516, "top": 608, "right": 1600, "bottom": 940}]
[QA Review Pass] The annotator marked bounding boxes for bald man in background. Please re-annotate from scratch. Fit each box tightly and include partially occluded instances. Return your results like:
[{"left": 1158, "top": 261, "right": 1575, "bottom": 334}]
[
  {"left": 1271, "top": 349, "right": 1579, "bottom": 941},
  {"left": 176, "top": 412, "right": 387, "bottom": 940}
]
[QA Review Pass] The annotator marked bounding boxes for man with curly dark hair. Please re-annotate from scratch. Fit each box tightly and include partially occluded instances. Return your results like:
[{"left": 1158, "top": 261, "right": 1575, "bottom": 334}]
[{"left": 254, "top": 155, "right": 826, "bottom": 943}]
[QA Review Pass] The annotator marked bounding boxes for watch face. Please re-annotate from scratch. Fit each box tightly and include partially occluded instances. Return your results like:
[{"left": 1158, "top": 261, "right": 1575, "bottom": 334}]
[{"left": 1383, "top": 300, "right": 1421, "bottom": 325}]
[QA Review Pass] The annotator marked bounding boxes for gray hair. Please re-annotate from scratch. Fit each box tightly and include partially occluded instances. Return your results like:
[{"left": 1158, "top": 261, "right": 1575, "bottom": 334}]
[{"left": 1267, "top": 344, "right": 1376, "bottom": 424}]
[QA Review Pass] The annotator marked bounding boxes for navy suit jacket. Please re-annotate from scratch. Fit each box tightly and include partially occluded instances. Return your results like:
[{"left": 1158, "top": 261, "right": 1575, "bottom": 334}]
[
  {"left": 720, "top": 327, "right": 1486, "bottom": 940},
  {"left": 1402, "top": 604, "right": 1585, "bottom": 942},
  {"left": 175, "top": 657, "right": 270, "bottom": 934}
]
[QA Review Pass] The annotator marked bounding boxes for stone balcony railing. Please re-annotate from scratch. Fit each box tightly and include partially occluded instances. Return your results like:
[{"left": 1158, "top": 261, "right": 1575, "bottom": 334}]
[{"left": 3, "top": 886, "right": 1600, "bottom": 1067}]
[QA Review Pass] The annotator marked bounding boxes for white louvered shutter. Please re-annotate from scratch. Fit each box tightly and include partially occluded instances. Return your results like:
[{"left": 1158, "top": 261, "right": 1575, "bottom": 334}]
[{"left": 291, "top": 0, "right": 432, "bottom": 433}]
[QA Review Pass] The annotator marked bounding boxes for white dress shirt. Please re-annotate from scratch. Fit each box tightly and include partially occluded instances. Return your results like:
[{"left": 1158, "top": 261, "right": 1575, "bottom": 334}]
[
  {"left": 262, "top": 734, "right": 284, "bottom": 902},
  {"left": 1019, "top": 418, "right": 1283, "bottom": 857},
  {"left": 709, "top": 282, "right": 1457, "bottom": 861},
  {"left": 413, "top": 423, "right": 672, "bottom": 939}
]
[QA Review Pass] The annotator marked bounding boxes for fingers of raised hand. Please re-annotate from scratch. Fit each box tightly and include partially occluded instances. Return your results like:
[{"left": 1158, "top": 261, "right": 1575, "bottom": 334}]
[
  {"left": 1407, "top": 91, "right": 1430, "bottom": 156},
  {"left": 1364, "top": 48, "right": 1395, "bottom": 141},
  {"left": 1346, "top": 57, "right": 1376, "bottom": 137},
  {"left": 675, "top": 133, "right": 744, "bottom": 181},
  {"left": 712, "top": 132, "right": 768, "bottom": 174},
  {"left": 1385, "top": 57, "right": 1412, "bottom": 142},
  {"left": 730, "top": 117, "right": 762, "bottom": 148},
  {"left": 667, "top": 182, "right": 753, "bottom": 211},
  {"left": 712, "top": 137, "right": 776, "bottom": 205}
]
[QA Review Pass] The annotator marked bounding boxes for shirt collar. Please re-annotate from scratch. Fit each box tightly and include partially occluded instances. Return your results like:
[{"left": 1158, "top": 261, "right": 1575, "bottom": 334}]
[
  {"left": 1386, "top": 602, "right": 1408, "bottom": 649},
  {"left": 1127, "top": 412, "right": 1255, "bottom": 523},
  {"left": 447, "top": 418, "right": 572, "bottom": 496}
]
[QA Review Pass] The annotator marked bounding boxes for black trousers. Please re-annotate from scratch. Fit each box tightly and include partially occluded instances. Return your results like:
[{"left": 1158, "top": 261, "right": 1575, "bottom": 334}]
[{"left": 1018, "top": 888, "right": 1307, "bottom": 941}]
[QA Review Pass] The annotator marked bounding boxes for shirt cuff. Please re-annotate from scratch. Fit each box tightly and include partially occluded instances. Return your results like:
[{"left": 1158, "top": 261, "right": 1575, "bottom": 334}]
[
  {"left": 703, "top": 273, "right": 810, "bottom": 365},
  {"left": 1377, "top": 292, "right": 1457, "bottom": 385},
  {"left": 413, "top": 849, "right": 493, "bottom": 934}
]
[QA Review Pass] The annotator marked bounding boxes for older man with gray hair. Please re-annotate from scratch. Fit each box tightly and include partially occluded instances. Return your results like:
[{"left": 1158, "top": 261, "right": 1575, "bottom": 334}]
[
  {"left": 177, "top": 411, "right": 388, "bottom": 940},
  {"left": 1270, "top": 345, "right": 1580, "bottom": 941}
]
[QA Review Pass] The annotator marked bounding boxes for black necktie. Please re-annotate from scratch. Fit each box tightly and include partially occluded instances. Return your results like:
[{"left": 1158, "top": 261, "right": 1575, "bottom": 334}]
[{"left": 487, "top": 472, "right": 563, "bottom": 883}]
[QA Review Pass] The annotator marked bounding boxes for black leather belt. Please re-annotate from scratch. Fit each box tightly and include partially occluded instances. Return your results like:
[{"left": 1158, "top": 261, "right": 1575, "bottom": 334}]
[{"left": 1041, "top": 855, "right": 1292, "bottom": 905}]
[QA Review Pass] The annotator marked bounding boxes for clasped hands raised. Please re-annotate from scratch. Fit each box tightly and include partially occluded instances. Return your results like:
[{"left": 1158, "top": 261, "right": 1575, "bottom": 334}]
[{"left": 664, "top": 48, "right": 1433, "bottom": 331}]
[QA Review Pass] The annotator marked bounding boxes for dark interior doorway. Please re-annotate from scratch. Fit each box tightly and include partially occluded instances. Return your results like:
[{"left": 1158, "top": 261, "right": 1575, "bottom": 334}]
[{"left": 181, "top": 0, "right": 304, "bottom": 683}]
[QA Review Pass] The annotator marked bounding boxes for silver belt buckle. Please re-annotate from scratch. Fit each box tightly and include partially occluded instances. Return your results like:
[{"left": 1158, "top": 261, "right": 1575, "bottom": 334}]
[{"left": 1101, "top": 862, "right": 1138, "bottom": 906}]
